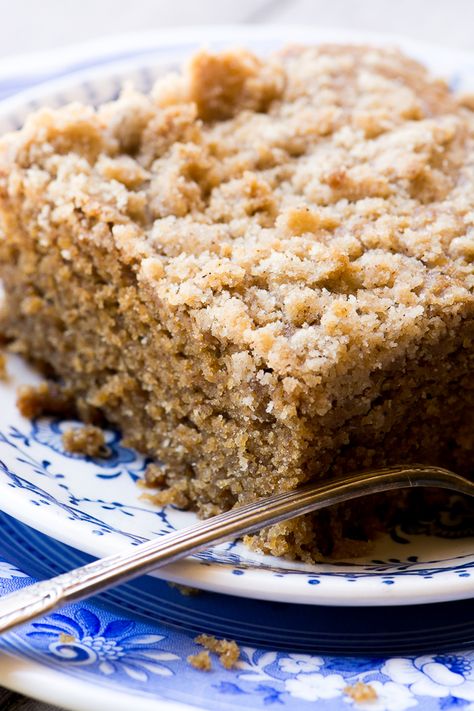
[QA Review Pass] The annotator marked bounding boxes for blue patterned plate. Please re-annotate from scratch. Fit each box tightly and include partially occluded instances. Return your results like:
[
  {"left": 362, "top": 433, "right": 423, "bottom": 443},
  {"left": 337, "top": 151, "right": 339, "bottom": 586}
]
[
  {"left": 0, "top": 27, "right": 474, "bottom": 608},
  {"left": 3, "top": 507, "right": 474, "bottom": 656},
  {"left": 1, "top": 507, "right": 474, "bottom": 710}
]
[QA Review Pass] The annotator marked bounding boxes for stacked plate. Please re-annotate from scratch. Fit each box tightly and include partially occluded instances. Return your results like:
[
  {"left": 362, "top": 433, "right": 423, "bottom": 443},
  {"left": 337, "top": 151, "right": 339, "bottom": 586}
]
[{"left": 1, "top": 27, "right": 474, "bottom": 710}]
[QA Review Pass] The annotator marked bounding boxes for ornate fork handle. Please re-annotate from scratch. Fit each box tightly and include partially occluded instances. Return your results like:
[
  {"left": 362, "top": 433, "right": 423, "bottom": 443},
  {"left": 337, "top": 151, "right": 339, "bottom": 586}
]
[{"left": 1, "top": 464, "right": 473, "bottom": 635}]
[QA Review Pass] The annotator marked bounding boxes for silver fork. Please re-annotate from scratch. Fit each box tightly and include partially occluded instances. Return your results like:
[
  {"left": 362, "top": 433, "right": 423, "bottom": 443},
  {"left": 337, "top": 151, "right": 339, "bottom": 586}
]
[{"left": 0, "top": 463, "right": 473, "bottom": 635}]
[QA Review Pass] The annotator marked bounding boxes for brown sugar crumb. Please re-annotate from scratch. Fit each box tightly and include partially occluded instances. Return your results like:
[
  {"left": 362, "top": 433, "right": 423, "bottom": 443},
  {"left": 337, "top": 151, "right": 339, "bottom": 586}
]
[
  {"left": 16, "top": 382, "right": 75, "bottom": 419},
  {"left": 187, "top": 650, "right": 212, "bottom": 672},
  {"left": 0, "top": 352, "right": 7, "bottom": 381},
  {"left": 187, "top": 49, "right": 284, "bottom": 121},
  {"left": 195, "top": 634, "right": 241, "bottom": 670},
  {"left": 167, "top": 581, "right": 200, "bottom": 596},
  {"left": 344, "top": 682, "right": 378, "bottom": 703},
  {"left": 62, "top": 425, "right": 108, "bottom": 458}
]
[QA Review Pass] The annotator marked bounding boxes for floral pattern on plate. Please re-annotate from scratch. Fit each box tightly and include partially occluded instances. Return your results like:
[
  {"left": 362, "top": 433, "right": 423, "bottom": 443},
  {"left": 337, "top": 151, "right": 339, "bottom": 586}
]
[{"left": 1, "top": 565, "right": 473, "bottom": 710}]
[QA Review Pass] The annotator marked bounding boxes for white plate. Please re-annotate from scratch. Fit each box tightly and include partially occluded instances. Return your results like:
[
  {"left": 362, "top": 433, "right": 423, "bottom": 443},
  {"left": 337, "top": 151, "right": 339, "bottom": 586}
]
[{"left": 0, "top": 26, "right": 474, "bottom": 608}]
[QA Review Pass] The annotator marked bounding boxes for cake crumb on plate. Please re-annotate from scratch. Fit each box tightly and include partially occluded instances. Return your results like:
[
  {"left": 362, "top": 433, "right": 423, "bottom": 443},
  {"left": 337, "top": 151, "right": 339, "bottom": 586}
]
[
  {"left": 195, "top": 634, "right": 241, "bottom": 670},
  {"left": 58, "top": 633, "right": 76, "bottom": 644},
  {"left": 62, "top": 424, "right": 108, "bottom": 458},
  {"left": 344, "top": 681, "right": 378, "bottom": 703},
  {"left": 167, "top": 581, "right": 201, "bottom": 596},
  {"left": 187, "top": 650, "right": 212, "bottom": 671}
]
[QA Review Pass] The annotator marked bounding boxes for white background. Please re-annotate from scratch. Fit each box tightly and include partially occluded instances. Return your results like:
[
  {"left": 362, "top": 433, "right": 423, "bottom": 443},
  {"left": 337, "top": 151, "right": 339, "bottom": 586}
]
[
  {"left": 1, "top": 0, "right": 474, "bottom": 57},
  {"left": 0, "top": 0, "right": 471, "bottom": 708}
]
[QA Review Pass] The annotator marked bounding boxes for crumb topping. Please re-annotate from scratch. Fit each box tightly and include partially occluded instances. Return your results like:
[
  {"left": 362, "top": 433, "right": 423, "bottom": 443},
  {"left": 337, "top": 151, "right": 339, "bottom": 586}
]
[{"left": 3, "top": 44, "right": 474, "bottom": 422}]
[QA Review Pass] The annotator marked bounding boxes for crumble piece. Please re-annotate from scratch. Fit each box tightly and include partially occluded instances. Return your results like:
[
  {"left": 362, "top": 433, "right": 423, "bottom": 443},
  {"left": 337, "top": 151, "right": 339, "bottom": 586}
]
[
  {"left": 58, "top": 633, "right": 76, "bottom": 644},
  {"left": 187, "top": 49, "right": 284, "bottom": 121},
  {"left": 195, "top": 634, "right": 241, "bottom": 670},
  {"left": 62, "top": 424, "right": 108, "bottom": 457},
  {"left": 0, "top": 352, "right": 6, "bottom": 381},
  {"left": 142, "top": 461, "right": 192, "bottom": 510},
  {"left": 16, "top": 382, "right": 75, "bottom": 419},
  {"left": 187, "top": 650, "right": 212, "bottom": 671},
  {"left": 2, "top": 44, "right": 474, "bottom": 559},
  {"left": 344, "top": 682, "right": 378, "bottom": 703},
  {"left": 167, "top": 582, "right": 200, "bottom": 596}
]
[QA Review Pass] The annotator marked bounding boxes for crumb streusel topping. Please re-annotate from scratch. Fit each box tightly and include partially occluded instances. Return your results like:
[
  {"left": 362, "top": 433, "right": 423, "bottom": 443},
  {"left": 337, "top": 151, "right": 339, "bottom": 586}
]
[{"left": 4, "top": 45, "right": 474, "bottom": 422}]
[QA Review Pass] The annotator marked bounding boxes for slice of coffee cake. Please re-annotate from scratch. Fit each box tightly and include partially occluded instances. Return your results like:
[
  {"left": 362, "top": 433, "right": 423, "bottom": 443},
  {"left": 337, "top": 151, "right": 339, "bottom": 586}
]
[{"left": 1, "top": 45, "right": 474, "bottom": 559}]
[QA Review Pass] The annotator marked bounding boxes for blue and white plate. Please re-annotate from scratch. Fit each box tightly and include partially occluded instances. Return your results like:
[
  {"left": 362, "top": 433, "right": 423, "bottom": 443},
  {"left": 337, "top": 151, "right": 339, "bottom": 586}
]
[
  {"left": 0, "top": 27, "right": 474, "bottom": 610},
  {"left": 1, "top": 508, "right": 474, "bottom": 710}
]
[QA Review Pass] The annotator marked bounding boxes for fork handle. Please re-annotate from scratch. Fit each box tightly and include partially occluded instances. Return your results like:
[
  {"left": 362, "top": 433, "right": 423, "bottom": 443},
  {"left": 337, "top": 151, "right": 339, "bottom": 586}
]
[{"left": 0, "top": 464, "right": 472, "bottom": 635}]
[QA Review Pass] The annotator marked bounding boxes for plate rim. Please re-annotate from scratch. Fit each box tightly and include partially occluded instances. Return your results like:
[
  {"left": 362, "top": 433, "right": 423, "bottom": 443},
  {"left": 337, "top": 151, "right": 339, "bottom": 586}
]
[
  {"left": 2, "top": 24, "right": 474, "bottom": 119},
  {"left": 1, "top": 476, "right": 473, "bottom": 608},
  {"left": 1, "top": 25, "right": 474, "bottom": 608}
]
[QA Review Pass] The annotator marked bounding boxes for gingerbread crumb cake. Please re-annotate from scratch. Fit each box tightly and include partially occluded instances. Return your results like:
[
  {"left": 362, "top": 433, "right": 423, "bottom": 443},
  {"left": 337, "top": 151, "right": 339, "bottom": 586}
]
[{"left": 1, "top": 44, "right": 474, "bottom": 560}]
